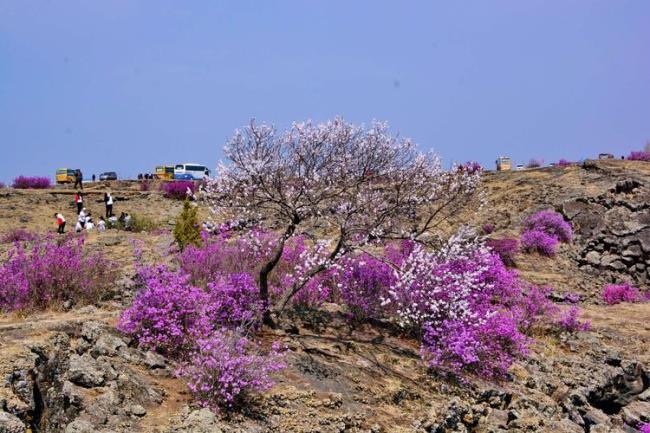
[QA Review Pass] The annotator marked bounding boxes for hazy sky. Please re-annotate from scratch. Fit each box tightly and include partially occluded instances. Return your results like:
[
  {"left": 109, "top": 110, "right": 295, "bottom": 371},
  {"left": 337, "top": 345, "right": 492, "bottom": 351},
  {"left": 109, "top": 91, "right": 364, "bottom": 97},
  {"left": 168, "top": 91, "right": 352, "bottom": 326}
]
[{"left": 1, "top": 1, "right": 649, "bottom": 183}]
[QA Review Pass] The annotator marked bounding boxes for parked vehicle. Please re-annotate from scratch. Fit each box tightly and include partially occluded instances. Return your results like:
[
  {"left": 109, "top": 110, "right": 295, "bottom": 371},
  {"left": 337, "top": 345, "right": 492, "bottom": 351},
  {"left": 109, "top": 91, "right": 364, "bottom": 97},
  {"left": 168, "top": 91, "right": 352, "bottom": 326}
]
[
  {"left": 99, "top": 172, "right": 118, "bottom": 181},
  {"left": 174, "top": 163, "right": 210, "bottom": 180},
  {"left": 598, "top": 153, "right": 614, "bottom": 160},
  {"left": 56, "top": 168, "right": 78, "bottom": 184},
  {"left": 515, "top": 164, "right": 525, "bottom": 171},
  {"left": 155, "top": 165, "right": 175, "bottom": 180},
  {"left": 495, "top": 156, "right": 512, "bottom": 171}
]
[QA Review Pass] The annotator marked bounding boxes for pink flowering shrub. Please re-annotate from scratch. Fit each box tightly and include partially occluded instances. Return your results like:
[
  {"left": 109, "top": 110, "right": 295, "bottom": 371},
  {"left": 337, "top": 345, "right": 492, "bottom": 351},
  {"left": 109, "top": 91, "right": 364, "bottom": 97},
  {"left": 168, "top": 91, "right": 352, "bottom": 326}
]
[
  {"left": 421, "top": 311, "right": 528, "bottom": 379},
  {"left": 481, "top": 223, "right": 495, "bottom": 235},
  {"left": 177, "top": 330, "right": 285, "bottom": 411},
  {"left": 177, "top": 230, "right": 275, "bottom": 288},
  {"left": 486, "top": 238, "right": 519, "bottom": 267},
  {"left": 206, "top": 273, "right": 265, "bottom": 329},
  {"left": 0, "top": 236, "right": 115, "bottom": 312},
  {"left": 380, "top": 236, "right": 531, "bottom": 378},
  {"left": 117, "top": 266, "right": 213, "bottom": 356},
  {"left": 1, "top": 228, "right": 38, "bottom": 244},
  {"left": 12, "top": 176, "right": 51, "bottom": 189},
  {"left": 517, "top": 286, "right": 558, "bottom": 330},
  {"left": 336, "top": 253, "right": 395, "bottom": 321},
  {"left": 628, "top": 151, "right": 650, "bottom": 161},
  {"left": 639, "top": 423, "right": 650, "bottom": 433},
  {"left": 523, "top": 210, "right": 573, "bottom": 242},
  {"left": 558, "top": 159, "right": 574, "bottom": 167},
  {"left": 555, "top": 306, "right": 591, "bottom": 332},
  {"left": 161, "top": 181, "right": 196, "bottom": 200},
  {"left": 602, "top": 283, "right": 641, "bottom": 305},
  {"left": 0, "top": 181, "right": 5, "bottom": 188},
  {"left": 140, "top": 180, "right": 150, "bottom": 192},
  {"left": 526, "top": 159, "right": 543, "bottom": 168},
  {"left": 520, "top": 230, "right": 558, "bottom": 256}
]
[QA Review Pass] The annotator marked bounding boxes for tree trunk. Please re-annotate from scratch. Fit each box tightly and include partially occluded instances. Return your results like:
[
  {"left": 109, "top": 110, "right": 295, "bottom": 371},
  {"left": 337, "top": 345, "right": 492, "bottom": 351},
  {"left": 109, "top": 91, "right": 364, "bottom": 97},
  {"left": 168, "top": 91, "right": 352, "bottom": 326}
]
[{"left": 259, "top": 219, "right": 297, "bottom": 326}]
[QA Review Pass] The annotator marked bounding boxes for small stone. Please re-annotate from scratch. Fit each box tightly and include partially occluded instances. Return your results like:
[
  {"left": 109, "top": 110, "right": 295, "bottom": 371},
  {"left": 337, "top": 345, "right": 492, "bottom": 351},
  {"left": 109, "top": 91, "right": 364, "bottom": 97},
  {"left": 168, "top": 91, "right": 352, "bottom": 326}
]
[
  {"left": 65, "top": 419, "right": 94, "bottom": 433},
  {"left": 130, "top": 404, "right": 146, "bottom": 417},
  {"left": 144, "top": 351, "right": 167, "bottom": 369}
]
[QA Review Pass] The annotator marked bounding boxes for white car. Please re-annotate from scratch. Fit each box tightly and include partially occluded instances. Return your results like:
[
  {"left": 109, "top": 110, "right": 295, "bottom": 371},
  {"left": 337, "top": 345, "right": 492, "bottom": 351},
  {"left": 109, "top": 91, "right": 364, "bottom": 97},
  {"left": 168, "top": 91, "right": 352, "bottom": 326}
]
[{"left": 515, "top": 164, "right": 525, "bottom": 171}]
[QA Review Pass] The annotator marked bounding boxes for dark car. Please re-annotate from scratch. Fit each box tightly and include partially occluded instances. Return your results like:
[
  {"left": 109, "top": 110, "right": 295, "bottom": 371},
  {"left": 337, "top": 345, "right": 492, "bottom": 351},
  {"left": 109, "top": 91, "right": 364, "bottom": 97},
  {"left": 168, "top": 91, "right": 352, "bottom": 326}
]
[{"left": 99, "top": 171, "right": 118, "bottom": 181}]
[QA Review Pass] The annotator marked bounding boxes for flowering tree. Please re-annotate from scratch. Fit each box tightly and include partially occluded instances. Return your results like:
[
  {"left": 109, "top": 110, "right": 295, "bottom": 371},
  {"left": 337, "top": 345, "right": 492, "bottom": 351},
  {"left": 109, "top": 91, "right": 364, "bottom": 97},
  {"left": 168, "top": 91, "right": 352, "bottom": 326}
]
[{"left": 203, "top": 118, "right": 482, "bottom": 321}]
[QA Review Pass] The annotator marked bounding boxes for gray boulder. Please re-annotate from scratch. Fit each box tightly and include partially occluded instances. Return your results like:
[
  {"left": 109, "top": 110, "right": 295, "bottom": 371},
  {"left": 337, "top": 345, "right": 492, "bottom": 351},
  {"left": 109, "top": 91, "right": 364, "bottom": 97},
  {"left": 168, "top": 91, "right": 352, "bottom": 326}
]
[
  {"left": 0, "top": 411, "right": 26, "bottom": 433},
  {"left": 68, "top": 354, "right": 105, "bottom": 387}
]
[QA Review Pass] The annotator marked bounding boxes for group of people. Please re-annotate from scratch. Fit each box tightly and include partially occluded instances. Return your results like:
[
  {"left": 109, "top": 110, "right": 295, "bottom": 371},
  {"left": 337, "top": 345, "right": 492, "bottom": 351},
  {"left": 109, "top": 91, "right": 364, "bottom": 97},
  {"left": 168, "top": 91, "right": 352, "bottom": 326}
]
[{"left": 54, "top": 190, "right": 118, "bottom": 234}]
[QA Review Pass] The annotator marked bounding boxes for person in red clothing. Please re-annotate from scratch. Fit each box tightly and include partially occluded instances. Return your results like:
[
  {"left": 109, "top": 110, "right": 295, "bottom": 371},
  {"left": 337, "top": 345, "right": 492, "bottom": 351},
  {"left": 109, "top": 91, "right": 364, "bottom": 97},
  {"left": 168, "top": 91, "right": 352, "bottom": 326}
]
[
  {"left": 74, "top": 191, "right": 83, "bottom": 214},
  {"left": 54, "top": 213, "right": 66, "bottom": 234}
]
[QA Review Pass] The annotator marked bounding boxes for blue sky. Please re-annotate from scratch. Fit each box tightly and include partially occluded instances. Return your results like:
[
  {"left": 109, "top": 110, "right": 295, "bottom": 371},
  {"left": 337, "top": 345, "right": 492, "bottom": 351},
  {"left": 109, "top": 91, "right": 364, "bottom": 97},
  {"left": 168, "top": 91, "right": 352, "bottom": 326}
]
[{"left": 1, "top": 1, "right": 649, "bottom": 183}]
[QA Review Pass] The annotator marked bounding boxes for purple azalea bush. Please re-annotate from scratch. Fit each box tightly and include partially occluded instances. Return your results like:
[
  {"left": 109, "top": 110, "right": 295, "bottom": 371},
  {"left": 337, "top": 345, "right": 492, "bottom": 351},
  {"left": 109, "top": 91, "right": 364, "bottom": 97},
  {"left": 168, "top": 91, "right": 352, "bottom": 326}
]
[
  {"left": 557, "top": 159, "right": 573, "bottom": 167},
  {"left": 525, "top": 159, "right": 543, "bottom": 168},
  {"left": 556, "top": 306, "right": 591, "bottom": 332},
  {"left": 0, "top": 236, "right": 114, "bottom": 312},
  {"left": 161, "top": 181, "right": 196, "bottom": 200},
  {"left": 1, "top": 228, "right": 38, "bottom": 244},
  {"left": 520, "top": 230, "right": 559, "bottom": 256},
  {"left": 177, "top": 330, "right": 285, "bottom": 411},
  {"left": 486, "top": 238, "right": 519, "bottom": 267},
  {"left": 12, "top": 176, "right": 51, "bottom": 189},
  {"left": 117, "top": 266, "right": 214, "bottom": 356},
  {"left": 520, "top": 209, "right": 572, "bottom": 257},
  {"left": 0, "top": 181, "right": 5, "bottom": 188},
  {"left": 627, "top": 151, "right": 650, "bottom": 161},
  {"left": 482, "top": 223, "right": 495, "bottom": 235},
  {"left": 336, "top": 253, "right": 395, "bottom": 322},
  {"left": 602, "top": 283, "right": 641, "bottom": 305},
  {"left": 639, "top": 423, "right": 650, "bottom": 433},
  {"left": 522, "top": 209, "right": 573, "bottom": 242}
]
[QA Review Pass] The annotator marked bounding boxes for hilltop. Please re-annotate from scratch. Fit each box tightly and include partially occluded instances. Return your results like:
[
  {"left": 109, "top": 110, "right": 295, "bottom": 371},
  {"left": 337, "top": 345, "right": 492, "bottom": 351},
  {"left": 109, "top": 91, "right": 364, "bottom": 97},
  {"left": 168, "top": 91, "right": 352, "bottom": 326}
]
[{"left": 0, "top": 159, "right": 648, "bottom": 433}]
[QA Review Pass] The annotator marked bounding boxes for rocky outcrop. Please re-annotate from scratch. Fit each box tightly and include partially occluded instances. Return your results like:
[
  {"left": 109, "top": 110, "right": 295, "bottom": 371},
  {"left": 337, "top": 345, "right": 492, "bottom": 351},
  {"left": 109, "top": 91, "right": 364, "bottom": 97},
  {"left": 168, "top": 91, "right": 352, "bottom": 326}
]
[
  {"left": 562, "top": 177, "right": 650, "bottom": 287},
  {"left": 2, "top": 321, "right": 169, "bottom": 433}
]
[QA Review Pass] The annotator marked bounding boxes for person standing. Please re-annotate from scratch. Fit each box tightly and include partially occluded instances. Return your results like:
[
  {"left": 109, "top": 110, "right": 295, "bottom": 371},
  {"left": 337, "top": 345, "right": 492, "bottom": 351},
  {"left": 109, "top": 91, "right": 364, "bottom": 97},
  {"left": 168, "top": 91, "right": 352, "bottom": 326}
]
[
  {"left": 105, "top": 192, "right": 114, "bottom": 218},
  {"left": 54, "top": 213, "right": 66, "bottom": 234},
  {"left": 92, "top": 174, "right": 96, "bottom": 182},
  {"left": 74, "top": 191, "right": 83, "bottom": 214},
  {"left": 73, "top": 169, "right": 83, "bottom": 189}
]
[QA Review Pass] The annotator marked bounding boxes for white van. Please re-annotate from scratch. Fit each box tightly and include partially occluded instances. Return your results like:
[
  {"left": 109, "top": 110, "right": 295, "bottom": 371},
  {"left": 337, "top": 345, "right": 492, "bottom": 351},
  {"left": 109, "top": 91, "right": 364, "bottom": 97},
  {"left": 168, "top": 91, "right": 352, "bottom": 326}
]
[{"left": 174, "top": 163, "right": 210, "bottom": 180}]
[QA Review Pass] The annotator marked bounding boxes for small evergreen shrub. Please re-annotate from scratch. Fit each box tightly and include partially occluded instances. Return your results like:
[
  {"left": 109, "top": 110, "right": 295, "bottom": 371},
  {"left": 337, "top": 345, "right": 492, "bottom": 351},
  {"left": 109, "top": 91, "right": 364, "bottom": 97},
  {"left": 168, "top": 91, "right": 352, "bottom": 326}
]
[
  {"left": 12, "top": 176, "right": 51, "bottom": 189},
  {"left": 162, "top": 181, "right": 196, "bottom": 200},
  {"left": 173, "top": 199, "right": 202, "bottom": 251}
]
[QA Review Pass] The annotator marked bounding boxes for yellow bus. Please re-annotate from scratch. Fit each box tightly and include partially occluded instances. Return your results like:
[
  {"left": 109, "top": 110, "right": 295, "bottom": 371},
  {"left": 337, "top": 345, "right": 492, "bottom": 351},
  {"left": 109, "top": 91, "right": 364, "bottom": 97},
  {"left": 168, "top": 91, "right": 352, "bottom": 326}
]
[
  {"left": 56, "top": 168, "right": 77, "bottom": 184},
  {"left": 154, "top": 165, "right": 175, "bottom": 180}
]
